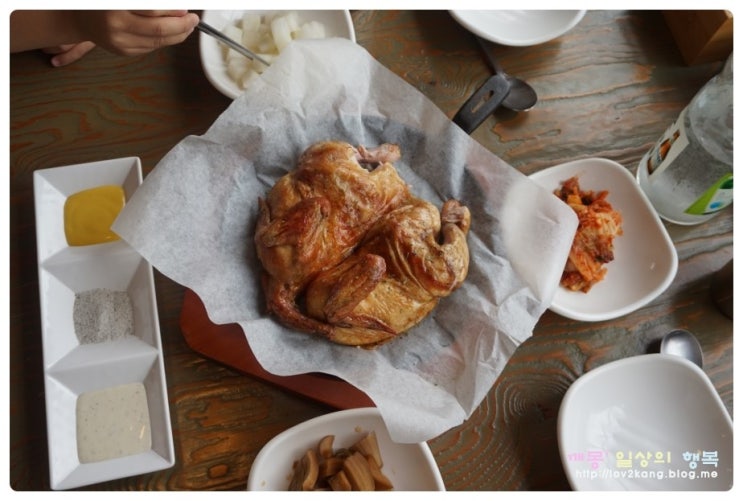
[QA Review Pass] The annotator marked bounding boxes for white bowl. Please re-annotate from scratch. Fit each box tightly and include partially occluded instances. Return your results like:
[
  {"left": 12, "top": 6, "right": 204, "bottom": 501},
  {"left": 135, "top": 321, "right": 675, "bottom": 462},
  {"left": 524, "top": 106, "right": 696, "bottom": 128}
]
[
  {"left": 200, "top": 10, "right": 356, "bottom": 99},
  {"left": 33, "top": 158, "right": 174, "bottom": 490},
  {"left": 450, "top": 10, "right": 585, "bottom": 46},
  {"left": 247, "top": 407, "right": 445, "bottom": 491},
  {"left": 558, "top": 354, "right": 733, "bottom": 490},
  {"left": 529, "top": 158, "right": 677, "bottom": 322}
]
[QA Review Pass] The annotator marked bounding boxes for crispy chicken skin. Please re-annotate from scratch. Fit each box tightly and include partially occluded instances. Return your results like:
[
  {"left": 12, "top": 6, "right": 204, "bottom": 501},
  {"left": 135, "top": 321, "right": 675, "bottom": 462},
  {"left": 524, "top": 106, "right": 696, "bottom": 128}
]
[
  {"left": 305, "top": 199, "right": 471, "bottom": 347},
  {"left": 255, "top": 141, "right": 411, "bottom": 339},
  {"left": 254, "top": 140, "right": 471, "bottom": 348}
]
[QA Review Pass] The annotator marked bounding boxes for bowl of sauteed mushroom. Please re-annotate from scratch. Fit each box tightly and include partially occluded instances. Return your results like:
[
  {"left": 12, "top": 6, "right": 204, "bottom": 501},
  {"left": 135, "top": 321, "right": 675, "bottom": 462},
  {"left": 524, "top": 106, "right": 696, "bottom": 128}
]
[{"left": 247, "top": 407, "right": 445, "bottom": 491}]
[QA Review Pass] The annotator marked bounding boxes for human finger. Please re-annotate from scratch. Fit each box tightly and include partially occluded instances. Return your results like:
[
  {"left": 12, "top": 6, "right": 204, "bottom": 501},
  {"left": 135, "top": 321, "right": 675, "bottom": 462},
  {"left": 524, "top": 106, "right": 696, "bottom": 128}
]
[
  {"left": 112, "top": 11, "right": 200, "bottom": 53},
  {"left": 42, "top": 44, "right": 78, "bottom": 55},
  {"left": 130, "top": 10, "right": 192, "bottom": 18},
  {"left": 50, "top": 41, "right": 97, "bottom": 67},
  {"left": 127, "top": 10, "right": 199, "bottom": 37}
]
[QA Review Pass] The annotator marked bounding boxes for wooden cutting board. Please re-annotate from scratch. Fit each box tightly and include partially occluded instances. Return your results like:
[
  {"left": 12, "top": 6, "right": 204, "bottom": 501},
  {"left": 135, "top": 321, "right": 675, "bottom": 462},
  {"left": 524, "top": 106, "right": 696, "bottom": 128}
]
[{"left": 179, "top": 288, "right": 375, "bottom": 409}]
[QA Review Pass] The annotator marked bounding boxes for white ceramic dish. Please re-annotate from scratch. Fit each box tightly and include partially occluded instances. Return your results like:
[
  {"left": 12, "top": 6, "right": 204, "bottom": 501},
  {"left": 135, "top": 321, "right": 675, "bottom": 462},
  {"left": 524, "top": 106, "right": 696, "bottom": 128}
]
[
  {"left": 33, "top": 158, "right": 174, "bottom": 490},
  {"left": 558, "top": 354, "right": 733, "bottom": 490},
  {"left": 529, "top": 158, "right": 677, "bottom": 322},
  {"left": 450, "top": 10, "right": 585, "bottom": 46},
  {"left": 200, "top": 10, "right": 356, "bottom": 99},
  {"left": 247, "top": 407, "right": 446, "bottom": 491}
]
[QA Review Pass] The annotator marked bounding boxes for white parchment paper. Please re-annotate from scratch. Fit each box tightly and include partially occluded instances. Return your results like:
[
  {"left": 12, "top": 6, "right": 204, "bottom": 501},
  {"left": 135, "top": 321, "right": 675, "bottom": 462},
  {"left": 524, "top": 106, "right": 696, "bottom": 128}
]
[{"left": 113, "top": 38, "right": 577, "bottom": 443}]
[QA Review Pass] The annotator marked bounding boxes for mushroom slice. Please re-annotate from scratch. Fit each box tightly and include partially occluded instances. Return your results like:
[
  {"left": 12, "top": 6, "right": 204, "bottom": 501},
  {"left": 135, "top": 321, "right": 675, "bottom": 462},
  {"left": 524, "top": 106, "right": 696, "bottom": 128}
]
[
  {"left": 342, "top": 452, "right": 375, "bottom": 491},
  {"left": 366, "top": 455, "right": 394, "bottom": 490},
  {"left": 288, "top": 448, "right": 319, "bottom": 491},
  {"left": 317, "top": 434, "right": 335, "bottom": 458},
  {"left": 327, "top": 470, "right": 352, "bottom": 491},
  {"left": 350, "top": 431, "right": 383, "bottom": 468},
  {"left": 318, "top": 455, "right": 344, "bottom": 481}
]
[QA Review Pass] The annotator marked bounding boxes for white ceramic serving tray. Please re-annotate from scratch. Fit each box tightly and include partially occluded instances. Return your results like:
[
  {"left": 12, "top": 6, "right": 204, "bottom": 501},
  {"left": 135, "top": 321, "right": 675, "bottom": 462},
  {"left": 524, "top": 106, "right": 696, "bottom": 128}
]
[
  {"left": 33, "top": 157, "right": 174, "bottom": 490},
  {"left": 248, "top": 407, "right": 446, "bottom": 491},
  {"left": 199, "top": 9, "right": 356, "bottom": 99},
  {"left": 530, "top": 158, "right": 678, "bottom": 321}
]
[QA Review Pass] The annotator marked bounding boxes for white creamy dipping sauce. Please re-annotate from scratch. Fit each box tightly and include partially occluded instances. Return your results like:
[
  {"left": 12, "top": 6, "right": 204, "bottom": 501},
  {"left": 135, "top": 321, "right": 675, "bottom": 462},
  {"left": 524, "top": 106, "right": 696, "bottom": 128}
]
[{"left": 76, "top": 382, "right": 152, "bottom": 463}]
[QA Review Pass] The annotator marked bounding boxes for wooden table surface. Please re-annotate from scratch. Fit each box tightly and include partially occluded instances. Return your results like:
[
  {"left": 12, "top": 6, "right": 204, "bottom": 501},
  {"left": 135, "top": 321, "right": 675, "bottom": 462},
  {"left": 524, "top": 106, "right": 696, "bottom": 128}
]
[{"left": 9, "top": 10, "right": 733, "bottom": 491}]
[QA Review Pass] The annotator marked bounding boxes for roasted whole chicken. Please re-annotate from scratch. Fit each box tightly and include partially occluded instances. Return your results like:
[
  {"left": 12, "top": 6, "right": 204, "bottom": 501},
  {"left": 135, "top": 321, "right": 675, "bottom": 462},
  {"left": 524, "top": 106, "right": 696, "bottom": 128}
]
[{"left": 254, "top": 140, "right": 471, "bottom": 347}]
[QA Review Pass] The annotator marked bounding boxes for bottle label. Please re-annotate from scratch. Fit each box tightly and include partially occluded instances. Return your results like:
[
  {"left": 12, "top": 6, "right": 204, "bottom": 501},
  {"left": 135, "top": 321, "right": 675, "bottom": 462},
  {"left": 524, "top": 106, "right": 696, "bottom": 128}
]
[
  {"left": 643, "top": 107, "right": 690, "bottom": 180},
  {"left": 685, "top": 173, "right": 733, "bottom": 215}
]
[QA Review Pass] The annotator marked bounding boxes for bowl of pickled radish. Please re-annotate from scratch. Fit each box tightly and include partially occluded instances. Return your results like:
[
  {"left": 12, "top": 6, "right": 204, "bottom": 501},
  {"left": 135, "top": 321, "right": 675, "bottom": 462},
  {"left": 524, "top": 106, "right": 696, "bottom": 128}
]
[{"left": 199, "top": 10, "right": 356, "bottom": 99}]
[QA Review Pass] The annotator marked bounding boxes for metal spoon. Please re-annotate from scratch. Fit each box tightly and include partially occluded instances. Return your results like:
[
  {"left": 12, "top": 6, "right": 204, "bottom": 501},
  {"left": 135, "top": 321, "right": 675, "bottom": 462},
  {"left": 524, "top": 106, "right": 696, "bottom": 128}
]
[
  {"left": 660, "top": 329, "right": 704, "bottom": 369},
  {"left": 475, "top": 37, "right": 538, "bottom": 112}
]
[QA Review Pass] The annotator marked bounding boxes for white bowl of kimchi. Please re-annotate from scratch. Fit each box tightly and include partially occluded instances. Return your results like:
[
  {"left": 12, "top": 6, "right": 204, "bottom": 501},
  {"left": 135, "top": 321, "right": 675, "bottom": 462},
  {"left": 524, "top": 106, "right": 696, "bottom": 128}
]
[{"left": 530, "top": 158, "right": 677, "bottom": 322}]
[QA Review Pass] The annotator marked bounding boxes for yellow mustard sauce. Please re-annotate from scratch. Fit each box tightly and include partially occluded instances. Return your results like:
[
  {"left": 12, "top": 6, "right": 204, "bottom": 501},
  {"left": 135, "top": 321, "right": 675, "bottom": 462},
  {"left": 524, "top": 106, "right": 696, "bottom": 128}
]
[{"left": 64, "top": 185, "right": 126, "bottom": 246}]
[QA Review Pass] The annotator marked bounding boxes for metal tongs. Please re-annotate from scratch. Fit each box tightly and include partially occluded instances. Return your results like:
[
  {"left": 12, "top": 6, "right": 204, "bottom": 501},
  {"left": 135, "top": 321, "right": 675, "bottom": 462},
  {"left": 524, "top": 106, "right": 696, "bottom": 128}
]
[
  {"left": 453, "top": 37, "right": 538, "bottom": 134},
  {"left": 196, "top": 21, "right": 270, "bottom": 66}
]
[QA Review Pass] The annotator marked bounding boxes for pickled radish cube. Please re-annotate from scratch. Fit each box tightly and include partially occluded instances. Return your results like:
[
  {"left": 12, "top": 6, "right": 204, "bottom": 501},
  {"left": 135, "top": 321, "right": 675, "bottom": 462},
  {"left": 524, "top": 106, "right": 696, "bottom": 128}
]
[
  {"left": 241, "top": 28, "right": 262, "bottom": 50},
  {"left": 223, "top": 24, "right": 243, "bottom": 40},
  {"left": 284, "top": 11, "right": 300, "bottom": 33},
  {"left": 295, "top": 21, "right": 326, "bottom": 40},
  {"left": 271, "top": 15, "right": 293, "bottom": 52},
  {"left": 239, "top": 69, "right": 259, "bottom": 89},
  {"left": 221, "top": 24, "right": 243, "bottom": 53},
  {"left": 227, "top": 57, "right": 250, "bottom": 82},
  {"left": 252, "top": 54, "right": 274, "bottom": 74},
  {"left": 225, "top": 47, "right": 247, "bottom": 62},
  {"left": 257, "top": 35, "right": 278, "bottom": 54},
  {"left": 241, "top": 13, "right": 261, "bottom": 32}
]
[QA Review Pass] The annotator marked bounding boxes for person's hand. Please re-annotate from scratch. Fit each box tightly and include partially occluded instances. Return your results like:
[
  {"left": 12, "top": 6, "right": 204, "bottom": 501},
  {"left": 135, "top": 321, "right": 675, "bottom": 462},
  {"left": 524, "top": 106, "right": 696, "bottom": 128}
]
[
  {"left": 72, "top": 10, "right": 199, "bottom": 56},
  {"left": 10, "top": 10, "right": 200, "bottom": 66},
  {"left": 43, "top": 42, "right": 97, "bottom": 67}
]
